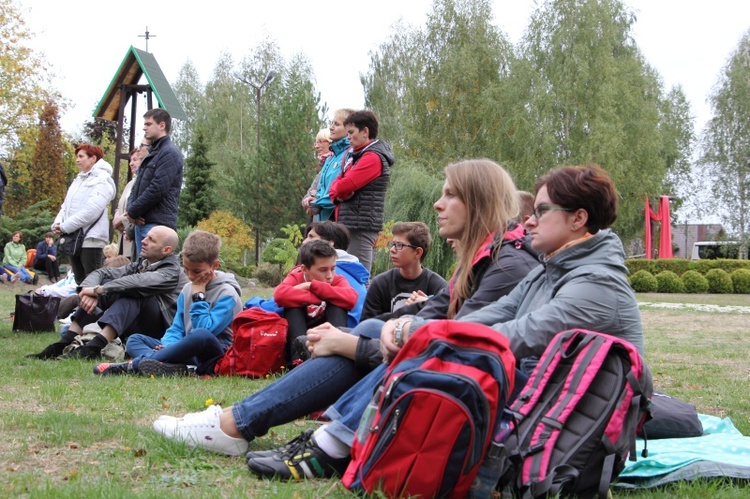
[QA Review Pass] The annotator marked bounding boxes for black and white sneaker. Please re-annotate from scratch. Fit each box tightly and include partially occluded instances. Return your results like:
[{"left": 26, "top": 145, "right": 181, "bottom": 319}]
[{"left": 138, "top": 359, "right": 190, "bottom": 377}]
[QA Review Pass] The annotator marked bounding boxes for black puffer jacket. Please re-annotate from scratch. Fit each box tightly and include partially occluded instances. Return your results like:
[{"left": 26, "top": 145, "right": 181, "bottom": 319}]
[
  {"left": 127, "top": 135, "right": 183, "bottom": 229},
  {"left": 336, "top": 140, "right": 395, "bottom": 231}
]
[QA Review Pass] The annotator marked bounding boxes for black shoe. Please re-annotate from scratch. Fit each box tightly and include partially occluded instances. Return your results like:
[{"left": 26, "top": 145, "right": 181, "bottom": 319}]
[
  {"left": 61, "top": 344, "right": 103, "bottom": 360},
  {"left": 246, "top": 429, "right": 349, "bottom": 480},
  {"left": 93, "top": 361, "right": 134, "bottom": 375},
  {"left": 32, "top": 275, "right": 39, "bottom": 285},
  {"left": 291, "top": 336, "right": 311, "bottom": 364},
  {"left": 25, "top": 342, "right": 67, "bottom": 360},
  {"left": 138, "top": 359, "right": 189, "bottom": 377}
]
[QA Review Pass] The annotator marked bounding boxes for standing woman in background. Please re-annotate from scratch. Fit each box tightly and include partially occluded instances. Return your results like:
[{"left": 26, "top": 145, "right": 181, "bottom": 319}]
[
  {"left": 52, "top": 144, "right": 116, "bottom": 284},
  {"left": 309, "top": 109, "right": 355, "bottom": 222},
  {"left": 329, "top": 110, "right": 395, "bottom": 273},
  {"left": 301, "top": 129, "right": 333, "bottom": 222},
  {"left": 114, "top": 141, "right": 149, "bottom": 260}
]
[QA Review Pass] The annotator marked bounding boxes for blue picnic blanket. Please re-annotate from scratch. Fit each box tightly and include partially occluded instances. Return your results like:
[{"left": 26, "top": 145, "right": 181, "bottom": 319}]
[{"left": 615, "top": 414, "right": 750, "bottom": 488}]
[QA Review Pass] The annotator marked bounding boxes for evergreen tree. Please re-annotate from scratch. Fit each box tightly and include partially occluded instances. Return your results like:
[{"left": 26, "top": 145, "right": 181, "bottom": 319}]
[
  {"left": 30, "top": 101, "right": 67, "bottom": 211},
  {"left": 178, "top": 131, "right": 217, "bottom": 227}
]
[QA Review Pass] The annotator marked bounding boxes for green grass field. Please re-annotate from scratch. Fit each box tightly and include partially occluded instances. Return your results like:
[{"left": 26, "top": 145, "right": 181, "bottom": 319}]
[{"left": 1, "top": 283, "right": 748, "bottom": 497}]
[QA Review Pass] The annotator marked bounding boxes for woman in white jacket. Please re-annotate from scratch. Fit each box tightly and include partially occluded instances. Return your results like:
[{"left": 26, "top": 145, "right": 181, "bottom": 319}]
[{"left": 53, "top": 144, "right": 116, "bottom": 284}]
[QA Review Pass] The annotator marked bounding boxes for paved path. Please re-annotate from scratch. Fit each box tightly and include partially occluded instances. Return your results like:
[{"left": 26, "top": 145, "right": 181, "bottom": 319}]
[{"left": 638, "top": 301, "right": 750, "bottom": 314}]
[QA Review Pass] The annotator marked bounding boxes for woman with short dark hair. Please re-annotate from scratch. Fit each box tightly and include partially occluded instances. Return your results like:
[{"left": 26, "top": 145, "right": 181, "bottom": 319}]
[
  {"left": 52, "top": 143, "right": 116, "bottom": 284},
  {"left": 33, "top": 232, "right": 61, "bottom": 283},
  {"left": 329, "top": 110, "right": 395, "bottom": 273}
]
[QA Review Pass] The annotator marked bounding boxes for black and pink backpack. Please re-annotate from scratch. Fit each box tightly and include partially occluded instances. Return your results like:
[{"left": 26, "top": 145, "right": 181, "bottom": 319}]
[{"left": 499, "top": 329, "right": 653, "bottom": 498}]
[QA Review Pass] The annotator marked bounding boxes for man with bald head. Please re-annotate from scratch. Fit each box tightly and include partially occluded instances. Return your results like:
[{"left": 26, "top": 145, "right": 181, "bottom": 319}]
[{"left": 27, "top": 226, "right": 188, "bottom": 360}]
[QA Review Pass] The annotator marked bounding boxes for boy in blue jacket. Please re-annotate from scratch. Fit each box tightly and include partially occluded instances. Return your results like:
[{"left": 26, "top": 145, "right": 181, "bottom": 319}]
[{"left": 94, "top": 230, "right": 242, "bottom": 376}]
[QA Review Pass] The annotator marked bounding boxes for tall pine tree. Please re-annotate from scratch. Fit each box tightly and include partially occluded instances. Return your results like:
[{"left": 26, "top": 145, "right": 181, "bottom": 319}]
[{"left": 178, "top": 131, "right": 217, "bottom": 228}]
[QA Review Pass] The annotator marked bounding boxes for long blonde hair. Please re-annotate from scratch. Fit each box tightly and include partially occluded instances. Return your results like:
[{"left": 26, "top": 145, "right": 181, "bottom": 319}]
[{"left": 445, "top": 159, "right": 518, "bottom": 318}]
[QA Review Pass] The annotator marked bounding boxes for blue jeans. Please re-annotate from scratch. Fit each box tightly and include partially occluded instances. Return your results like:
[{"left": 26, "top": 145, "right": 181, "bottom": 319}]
[
  {"left": 322, "top": 320, "right": 529, "bottom": 449},
  {"left": 133, "top": 223, "right": 157, "bottom": 257},
  {"left": 126, "top": 329, "right": 226, "bottom": 375},
  {"left": 230, "top": 318, "right": 384, "bottom": 442},
  {"left": 3, "top": 264, "right": 33, "bottom": 283}
]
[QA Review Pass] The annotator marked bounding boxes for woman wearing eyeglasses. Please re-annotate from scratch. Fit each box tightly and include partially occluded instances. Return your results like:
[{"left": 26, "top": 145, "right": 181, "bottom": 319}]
[
  {"left": 239, "top": 164, "right": 645, "bottom": 483},
  {"left": 153, "top": 159, "right": 540, "bottom": 457}
]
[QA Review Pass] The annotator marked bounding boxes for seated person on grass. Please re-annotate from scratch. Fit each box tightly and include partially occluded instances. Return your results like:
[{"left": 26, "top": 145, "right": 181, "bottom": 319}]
[
  {"left": 2, "top": 230, "right": 34, "bottom": 284},
  {"left": 33, "top": 232, "right": 61, "bottom": 283},
  {"left": 95, "top": 230, "right": 242, "bottom": 376},
  {"left": 302, "top": 221, "right": 369, "bottom": 327},
  {"left": 274, "top": 239, "right": 358, "bottom": 365},
  {"left": 360, "top": 221, "right": 447, "bottom": 322},
  {"left": 26, "top": 226, "right": 187, "bottom": 361},
  {"left": 292, "top": 221, "right": 448, "bottom": 362}
]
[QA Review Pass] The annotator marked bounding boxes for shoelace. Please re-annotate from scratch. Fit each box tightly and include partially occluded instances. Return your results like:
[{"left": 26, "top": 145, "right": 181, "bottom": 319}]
[{"left": 278, "top": 429, "right": 315, "bottom": 461}]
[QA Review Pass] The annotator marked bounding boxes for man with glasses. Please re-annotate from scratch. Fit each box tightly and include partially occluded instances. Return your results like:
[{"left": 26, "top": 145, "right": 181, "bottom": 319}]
[{"left": 360, "top": 222, "right": 447, "bottom": 321}]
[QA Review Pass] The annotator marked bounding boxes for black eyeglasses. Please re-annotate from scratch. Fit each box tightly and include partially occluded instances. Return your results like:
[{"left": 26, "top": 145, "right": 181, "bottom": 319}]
[
  {"left": 532, "top": 204, "right": 574, "bottom": 220},
  {"left": 140, "top": 143, "right": 149, "bottom": 148},
  {"left": 387, "top": 241, "right": 418, "bottom": 251}
]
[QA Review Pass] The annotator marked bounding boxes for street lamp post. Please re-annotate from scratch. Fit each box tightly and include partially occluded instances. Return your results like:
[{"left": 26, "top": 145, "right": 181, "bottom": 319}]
[{"left": 233, "top": 70, "right": 276, "bottom": 266}]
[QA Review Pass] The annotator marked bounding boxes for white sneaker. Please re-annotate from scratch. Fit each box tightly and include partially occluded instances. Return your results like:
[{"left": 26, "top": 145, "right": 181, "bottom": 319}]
[{"left": 153, "top": 405, "right": 248, "bottom": 456}]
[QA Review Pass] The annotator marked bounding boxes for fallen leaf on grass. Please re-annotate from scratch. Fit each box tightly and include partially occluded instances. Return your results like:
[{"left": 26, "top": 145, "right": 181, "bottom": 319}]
[{"left": 133, "top": 448, "right": 147, "bottom": 457}]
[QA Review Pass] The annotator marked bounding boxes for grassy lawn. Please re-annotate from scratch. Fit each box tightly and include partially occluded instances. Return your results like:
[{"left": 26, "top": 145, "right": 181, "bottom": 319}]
[{"left": 1, "top": 284, "right": 748, "bottom": 497}]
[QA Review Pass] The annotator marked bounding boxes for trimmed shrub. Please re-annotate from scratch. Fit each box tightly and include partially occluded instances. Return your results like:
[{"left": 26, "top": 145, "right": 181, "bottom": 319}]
[
  {"left": 681, "top": 270, "right": 709, "bottom": 293},
  {"left": 705, "top": 268, "right": 734, "bottom": 293},
  {"left": 655, "top": 271, "right": 685, "bottom": 293},
  {"left": 252, "top": 263, "right": 285, "bottom": 287},
  {"left": 731, "top": 269, "right": 750, "bottom": 294},
  {"left": 629, "top": 270, "right": 658, "bottom": 293}
]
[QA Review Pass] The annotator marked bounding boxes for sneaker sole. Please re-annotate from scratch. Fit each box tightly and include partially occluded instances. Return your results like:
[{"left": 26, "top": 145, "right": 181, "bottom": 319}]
[{"left": 139, "top": 359, "right": 189, "bottom": 377}]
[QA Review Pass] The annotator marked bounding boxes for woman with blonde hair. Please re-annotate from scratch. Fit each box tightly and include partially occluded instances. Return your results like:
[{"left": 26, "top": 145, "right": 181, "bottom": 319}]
[
  {"left": 153, "top": 159, "right": 540, "bottom": 459},
  {"left": 242, "top": 164, "right": 644, "bottom": 483},
  {"left": 301, "top": 129, "right": 333, "bottom": 220}
]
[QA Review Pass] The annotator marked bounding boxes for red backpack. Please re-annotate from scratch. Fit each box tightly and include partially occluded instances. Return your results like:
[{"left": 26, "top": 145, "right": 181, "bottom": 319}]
[
  {"left": 342, "top": 320, "right": 516, "bottom": 498},
  {"left": 214, "top": 307, "right": 287, "bottom": 377},
  {"left": 499, "top": 329, "right": 653, "bottom": 498}
]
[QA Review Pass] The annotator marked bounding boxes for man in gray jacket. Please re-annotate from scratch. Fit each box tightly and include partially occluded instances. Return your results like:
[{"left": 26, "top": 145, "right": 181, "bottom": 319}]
[{"left": 27, "top": 226, "right": 188, "bottom": 361}]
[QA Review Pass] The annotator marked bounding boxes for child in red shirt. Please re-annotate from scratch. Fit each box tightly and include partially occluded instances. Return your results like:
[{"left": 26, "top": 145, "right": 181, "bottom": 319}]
[{"left": 274, "top": 240, "right": 358, "bottom": 365}]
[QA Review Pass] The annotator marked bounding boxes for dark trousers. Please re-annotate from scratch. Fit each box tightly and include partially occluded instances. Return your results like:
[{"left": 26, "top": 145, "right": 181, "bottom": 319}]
[
  {"left": 34, "top": 258, "right": 60, "bottom": 279},
  {"left": 70, "top": 248, "right": 105, "bottom": 285},
  {"left": 284, "top": 304, "right": 348, "bottom": 361},
  {"left": 72, "top": 293, "right": 167, "bottom": 342}
]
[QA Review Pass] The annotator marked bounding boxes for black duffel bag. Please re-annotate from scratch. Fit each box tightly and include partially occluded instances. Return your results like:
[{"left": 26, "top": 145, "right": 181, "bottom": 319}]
[{"left": 13, "top": 292, "right": 61, "bottom": 332}]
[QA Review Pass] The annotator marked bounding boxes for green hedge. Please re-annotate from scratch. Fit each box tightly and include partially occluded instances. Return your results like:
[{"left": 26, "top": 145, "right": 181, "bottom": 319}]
[
  {"left": 629, "top": 270, "right": 658, "bottom": 293},
  {"left": 705, "top": 269, "right": 734, "bottom": 294},
  {"left": 626, "top": 258, "right": 750, "bottom": 276},
  {"left": 731, "top": 269, "right": 750, "bottom": 294},
  {"left": 681, "top": 270, "right": 709, "bottom": 293},
  {"left": 655, "top": 271, "right": 685, "bottom": 293}
]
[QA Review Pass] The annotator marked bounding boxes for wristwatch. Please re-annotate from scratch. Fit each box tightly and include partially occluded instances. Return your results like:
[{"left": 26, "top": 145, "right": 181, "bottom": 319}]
[
  {"left": 394, "top": 319, "right": 410, "bottom": 348},
  {"left": 192, "top": 292, "right": 206, "bottom": 302}
]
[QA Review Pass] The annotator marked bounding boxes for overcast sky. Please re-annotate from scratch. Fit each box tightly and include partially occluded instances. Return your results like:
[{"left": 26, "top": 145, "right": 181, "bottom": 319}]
[{"left": 19, "top": 0, "right": 750, "bottom": 139}]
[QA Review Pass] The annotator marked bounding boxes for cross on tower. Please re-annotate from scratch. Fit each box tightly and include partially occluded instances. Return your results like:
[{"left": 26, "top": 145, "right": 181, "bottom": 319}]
[{"left": 138, "top": 27, "right": 157, "bottom": 52}]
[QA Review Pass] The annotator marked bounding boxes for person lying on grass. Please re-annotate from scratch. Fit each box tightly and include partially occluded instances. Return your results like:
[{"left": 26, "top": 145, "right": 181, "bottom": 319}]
[{"left": 94, "top": 230, "right": 242, "bottom": 376}]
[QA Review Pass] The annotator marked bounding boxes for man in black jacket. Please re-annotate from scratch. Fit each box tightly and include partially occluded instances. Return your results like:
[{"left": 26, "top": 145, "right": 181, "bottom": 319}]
[
  {"left": 27, "top": 226, "right": 188, "bottom": 360},
  {"left": 126, "top": 109, "right": 183, "bottom": 255}
]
